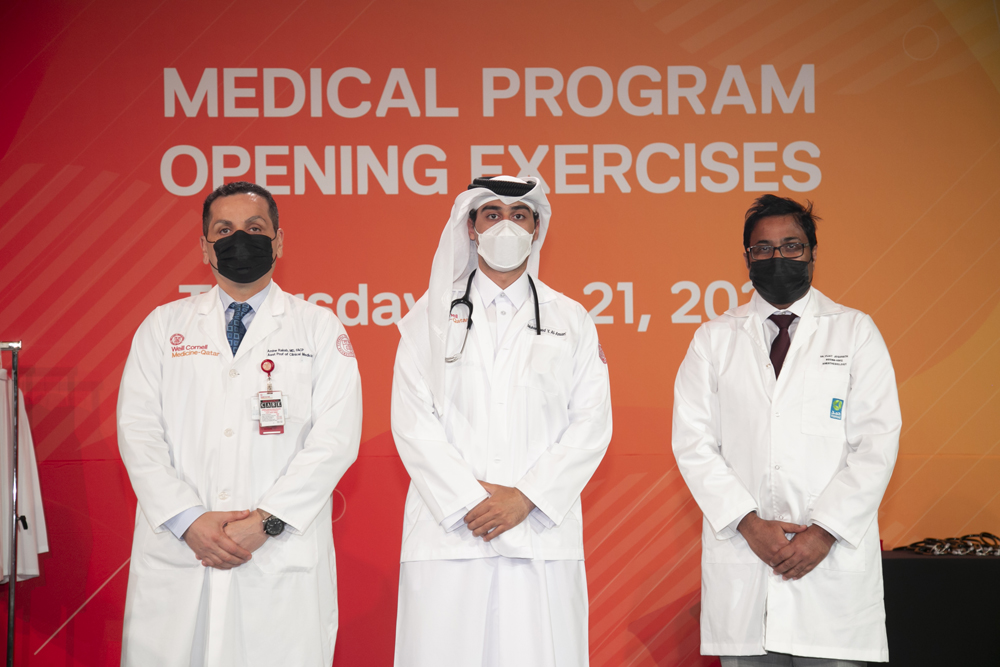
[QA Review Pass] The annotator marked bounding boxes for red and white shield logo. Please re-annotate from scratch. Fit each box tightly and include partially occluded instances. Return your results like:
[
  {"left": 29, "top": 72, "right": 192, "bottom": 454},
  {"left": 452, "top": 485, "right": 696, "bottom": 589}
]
[
  {"left": 336, "top": 334, "right": 355, "bottom": 358},
  {"left": 170, "top": 333, "right": 185, "bottom": 346}
]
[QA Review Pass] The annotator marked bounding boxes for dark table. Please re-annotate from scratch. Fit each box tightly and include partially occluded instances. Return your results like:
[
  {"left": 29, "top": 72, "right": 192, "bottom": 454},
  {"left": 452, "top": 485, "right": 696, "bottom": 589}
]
[{"left": 882, "top": 551, "right": 1000, "bottom": 665}]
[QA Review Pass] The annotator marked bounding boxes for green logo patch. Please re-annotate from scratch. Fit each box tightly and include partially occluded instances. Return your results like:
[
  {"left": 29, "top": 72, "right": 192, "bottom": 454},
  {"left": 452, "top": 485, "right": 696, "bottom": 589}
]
[{"left": 830, "top": 398, "right": 844, "bottom": 420}]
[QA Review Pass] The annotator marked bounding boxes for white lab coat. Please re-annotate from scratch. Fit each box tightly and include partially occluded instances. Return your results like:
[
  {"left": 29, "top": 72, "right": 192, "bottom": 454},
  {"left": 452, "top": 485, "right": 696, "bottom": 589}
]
[
  {"left": 392, "top": 276, "right": 612, "bottom": 563},
  {"left": 672, "top": 288, "right": 900, "bottom": 663},
  {"left": 0, "top": 370, "right": 48, "bottom": 582},
  {"left": 117, "top": 283, "right": 361, "bottom": 667}
]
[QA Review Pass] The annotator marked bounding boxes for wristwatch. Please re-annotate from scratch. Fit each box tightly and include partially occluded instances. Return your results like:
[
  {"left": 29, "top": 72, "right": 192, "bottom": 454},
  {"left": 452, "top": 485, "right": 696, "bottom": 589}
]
[{"left": 262, "top": 514, "right": 285, "bottom": 536}]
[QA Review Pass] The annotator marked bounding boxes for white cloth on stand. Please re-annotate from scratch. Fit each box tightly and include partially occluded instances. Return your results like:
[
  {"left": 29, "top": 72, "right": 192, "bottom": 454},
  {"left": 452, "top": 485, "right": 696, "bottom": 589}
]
[{"left": 0, "top": 365, "right": 49, "bottom": 583}]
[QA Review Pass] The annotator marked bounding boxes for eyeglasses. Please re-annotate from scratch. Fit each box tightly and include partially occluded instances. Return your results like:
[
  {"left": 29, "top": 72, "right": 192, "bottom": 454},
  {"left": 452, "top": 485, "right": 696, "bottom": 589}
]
[{"left": 746, "top": 242, "right": 810, "bottom": 260}]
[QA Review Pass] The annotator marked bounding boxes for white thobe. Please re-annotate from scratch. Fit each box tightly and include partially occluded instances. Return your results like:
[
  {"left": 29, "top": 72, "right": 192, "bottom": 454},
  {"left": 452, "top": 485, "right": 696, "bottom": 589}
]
[{"left": 392, "top": 272, "right": 612, "bottom": 666}]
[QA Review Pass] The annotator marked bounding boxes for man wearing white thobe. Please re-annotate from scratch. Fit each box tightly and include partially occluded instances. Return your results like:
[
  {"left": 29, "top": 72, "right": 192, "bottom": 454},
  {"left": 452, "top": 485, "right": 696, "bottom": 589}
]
[{"left": 392, "top": 176, "right": 612, "bottom": 666}]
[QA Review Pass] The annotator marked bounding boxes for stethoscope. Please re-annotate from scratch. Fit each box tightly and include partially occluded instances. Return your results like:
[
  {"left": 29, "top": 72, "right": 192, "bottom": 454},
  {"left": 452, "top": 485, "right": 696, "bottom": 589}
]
[{"left": 445, "top": 269, "right": 540, "bottom": 363}]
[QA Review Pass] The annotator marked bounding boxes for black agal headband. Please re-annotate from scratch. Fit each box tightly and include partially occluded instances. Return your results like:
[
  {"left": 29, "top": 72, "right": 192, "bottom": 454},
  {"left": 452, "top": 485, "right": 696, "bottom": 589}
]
[{"left": 467, "top": 177, "right": 535, "bottom": 198}]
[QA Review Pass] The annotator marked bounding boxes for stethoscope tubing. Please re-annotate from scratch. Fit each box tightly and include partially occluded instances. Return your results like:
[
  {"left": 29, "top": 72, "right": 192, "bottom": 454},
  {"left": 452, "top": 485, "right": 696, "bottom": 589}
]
[{"left": 446, "top": 269, "right": 540, "bottom": 363}]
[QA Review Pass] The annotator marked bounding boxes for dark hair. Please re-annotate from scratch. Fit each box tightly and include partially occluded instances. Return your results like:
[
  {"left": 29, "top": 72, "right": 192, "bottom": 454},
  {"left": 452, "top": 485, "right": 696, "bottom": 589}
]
[
  {"left": 743, "top": 194, "right": 819, "bottom": 249},
  {"left": 202, "top": 182, "right": 279, "bottom": 236}
]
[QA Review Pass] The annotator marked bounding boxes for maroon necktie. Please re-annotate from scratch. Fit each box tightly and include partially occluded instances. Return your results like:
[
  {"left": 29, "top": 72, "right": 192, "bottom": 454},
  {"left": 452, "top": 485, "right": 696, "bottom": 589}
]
[{"left": 768, "top": 313, "right": 797, "bottom": 378}]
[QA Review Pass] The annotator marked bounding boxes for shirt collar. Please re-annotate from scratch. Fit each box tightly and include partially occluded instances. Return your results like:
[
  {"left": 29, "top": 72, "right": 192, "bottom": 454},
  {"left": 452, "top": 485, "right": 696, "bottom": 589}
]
[
  {"left": 753, "top": 286, "right": 812, "bottom": 321},
  {"left": 474, "top": 269, "right": 531, "bottom": 311},
  {"left": 219, "top": 281, "right": 272, "bottom": 314}
]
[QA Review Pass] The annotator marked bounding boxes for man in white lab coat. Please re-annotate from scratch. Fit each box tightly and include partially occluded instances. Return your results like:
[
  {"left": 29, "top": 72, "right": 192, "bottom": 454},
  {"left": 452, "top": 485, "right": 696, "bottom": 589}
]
[
  {"left": 672, "top": 195, "right": 901, "bottom": 666},
  {"left": 391, "top": 176, "right": 612, "bottom": 667},
  {"left": 117, "top": 181, "right": 362, "bottom": 667}
]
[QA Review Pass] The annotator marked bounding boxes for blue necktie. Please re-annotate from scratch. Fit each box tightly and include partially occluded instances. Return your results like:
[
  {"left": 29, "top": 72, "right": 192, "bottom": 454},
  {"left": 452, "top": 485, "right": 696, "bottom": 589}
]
[{"left": 227, "top": 302, "right": 252, "bottom": 355}]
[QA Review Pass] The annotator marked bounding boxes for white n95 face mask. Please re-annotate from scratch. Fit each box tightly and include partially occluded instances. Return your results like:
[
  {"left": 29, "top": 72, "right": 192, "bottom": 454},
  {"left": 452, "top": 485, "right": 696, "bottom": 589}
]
[{"left": 475, "top": 220, "right": 533, "bottom": 272}]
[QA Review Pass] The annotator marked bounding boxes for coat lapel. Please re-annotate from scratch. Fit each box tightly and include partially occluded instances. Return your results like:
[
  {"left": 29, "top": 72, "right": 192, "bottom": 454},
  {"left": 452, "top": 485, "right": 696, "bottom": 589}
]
[
  {"left": 774, "top": 288, "right": 820, "bottom": 391},
  {"left": 234, "top": 285, "right": 282, "bottom": 362},
  {"left": 197, "top": 286, "right": 232, "bottom": 361},
  {"left": 735, "top": 296, "right": 775, "bottom": 400},
  {"left": 500, "top": 294, "right": 537, "bottom": 352}
]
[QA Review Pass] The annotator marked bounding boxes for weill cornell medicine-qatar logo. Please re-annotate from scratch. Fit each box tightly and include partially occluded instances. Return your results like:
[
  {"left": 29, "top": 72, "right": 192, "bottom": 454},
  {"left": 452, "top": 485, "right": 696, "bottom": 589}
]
[
  {"left": 170, "top": 334, "right": 185, "bottom": 346},
  {"left": 336, "top": 334, "right": 356, "bottom": 358}
]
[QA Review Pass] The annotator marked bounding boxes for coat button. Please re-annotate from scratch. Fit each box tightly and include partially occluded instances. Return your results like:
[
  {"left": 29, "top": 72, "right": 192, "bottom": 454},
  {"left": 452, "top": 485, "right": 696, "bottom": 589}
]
[
  {"left": 774, "top": 465, "right": 780, "bottom": 470},
  {"left": 218, "top": 491, "right": 230, "bottom": 500},
  {"left": 224, "top": 428, "right": 234, "bottom": 437},
  {"left": 229, "top": 369, "right": 238, "bottom": 378}
]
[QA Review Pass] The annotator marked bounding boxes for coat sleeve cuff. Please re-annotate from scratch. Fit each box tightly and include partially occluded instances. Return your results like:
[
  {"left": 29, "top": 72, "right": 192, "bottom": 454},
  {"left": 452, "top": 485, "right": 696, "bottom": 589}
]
[
  {"left": 809, "top": 512, "right": 859, "bottom": 548},
  {"left": 161, "top": 506, "right": 207, "bottom": 540},
  {"left": 527, "top": 507, "right": 556, "bottom": 532},
  {"left": 514, "top": 482, "right": 562, "bottom": 527},
  {"left": 811, "top": 520, "right": 844, "bottom": 543},
  {"left": 713, "top": 506, "right": 758, "bottom": 540},
  {"left": 441, "top": 493, "right": 489, "bottom": 532}
]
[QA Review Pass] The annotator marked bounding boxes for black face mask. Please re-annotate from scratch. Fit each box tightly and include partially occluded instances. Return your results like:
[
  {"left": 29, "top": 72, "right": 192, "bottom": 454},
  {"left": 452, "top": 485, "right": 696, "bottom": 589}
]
[
  {"left": 748, "top": 256, "right": 812, "bottom": 306},
  {"left": 211, "top": 230, "right": 276, "bottom": 284}
]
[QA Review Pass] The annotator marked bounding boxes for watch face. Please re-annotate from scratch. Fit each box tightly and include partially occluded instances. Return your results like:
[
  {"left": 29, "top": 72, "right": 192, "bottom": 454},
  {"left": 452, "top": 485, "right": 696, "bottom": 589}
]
[{"left": 264, "top": 516, "right": 285, "bottom": 536}]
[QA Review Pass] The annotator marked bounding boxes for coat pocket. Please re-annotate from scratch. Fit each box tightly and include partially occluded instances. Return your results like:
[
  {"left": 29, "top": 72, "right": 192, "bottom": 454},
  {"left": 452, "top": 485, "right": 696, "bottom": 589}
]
[
  {"left": 815, "top": 537, "right": 866, "bottom": 572},
  {"left": 518, "top": 337, "right": 572, "bottom": 399},
  {"left": 141, "top": 525, "right": 202, "bottom": 570},
  {"left": 800, "top": 369, "right": 849, "bottom": 437},
  {"left": 283, "top": 372, "right": 312, "bottom": 422},
  {"left": 251, "top": 529, "right": 318, "bottom": 574},
  {"left": 702, "top": 532, "right": 760, "bottom": 564}
]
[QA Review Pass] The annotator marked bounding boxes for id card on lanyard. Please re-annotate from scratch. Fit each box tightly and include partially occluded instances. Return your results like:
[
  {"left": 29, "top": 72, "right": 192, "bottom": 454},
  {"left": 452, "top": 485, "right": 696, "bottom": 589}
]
[{"left": 258, "top": 359, "right": 285, "bottom": 435}]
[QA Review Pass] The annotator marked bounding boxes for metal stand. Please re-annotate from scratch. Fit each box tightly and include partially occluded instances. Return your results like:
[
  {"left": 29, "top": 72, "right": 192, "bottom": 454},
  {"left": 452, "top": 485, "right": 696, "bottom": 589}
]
[{"left": 1, "top": 341, "right": 22, "bottom": 667}]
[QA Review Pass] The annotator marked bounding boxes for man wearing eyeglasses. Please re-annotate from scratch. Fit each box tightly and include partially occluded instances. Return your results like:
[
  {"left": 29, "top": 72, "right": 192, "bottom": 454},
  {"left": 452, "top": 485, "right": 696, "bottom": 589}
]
[
  {"left": 391, "top": 175, "right": 612, "bottom": 666},
  {"left": 672, "top": 194, "right": 901, "bottom": 665}
]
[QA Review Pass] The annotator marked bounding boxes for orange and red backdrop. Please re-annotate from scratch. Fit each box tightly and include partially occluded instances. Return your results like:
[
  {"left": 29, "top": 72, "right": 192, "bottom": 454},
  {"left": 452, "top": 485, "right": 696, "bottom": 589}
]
[{"left": 1, "top": 1, "right": 999, "bottom": 665}]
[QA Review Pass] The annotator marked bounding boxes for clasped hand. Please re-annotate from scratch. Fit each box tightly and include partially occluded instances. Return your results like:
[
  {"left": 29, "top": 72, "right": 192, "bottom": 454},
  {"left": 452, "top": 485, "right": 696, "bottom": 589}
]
[
  {"left": 464, "top": 481, "right": 536, "bottom": 542},
  {"left": 184, "top": 509, "right": 269, "bottom": 569},
  {"left": 737, "top": 512, "right": 835, "bottom": 580}
]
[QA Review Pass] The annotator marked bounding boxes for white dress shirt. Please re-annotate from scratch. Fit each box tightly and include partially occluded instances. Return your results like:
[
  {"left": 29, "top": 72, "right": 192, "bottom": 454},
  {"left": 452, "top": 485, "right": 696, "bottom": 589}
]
[
  {"left": 753, "top": 288, "right": 810, "bottom": 348},
  {"left": 474, "top": 269, "right": 531, "bottom": 357}
]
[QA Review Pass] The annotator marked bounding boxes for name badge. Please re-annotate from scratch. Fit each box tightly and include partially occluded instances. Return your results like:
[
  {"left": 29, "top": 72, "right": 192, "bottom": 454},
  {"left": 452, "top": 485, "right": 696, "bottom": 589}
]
[
  {"left": 258, "top": 391, "right": 285, "bottom": 434},
  {"left": 257, "top": 359, "right": 284, "bottom": 435}
]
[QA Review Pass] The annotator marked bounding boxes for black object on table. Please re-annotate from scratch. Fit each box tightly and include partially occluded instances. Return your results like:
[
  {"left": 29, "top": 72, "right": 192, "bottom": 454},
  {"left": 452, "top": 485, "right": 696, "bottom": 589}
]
[{"left": 882, "top": 551, "right": 1000, "bottom": 665}]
